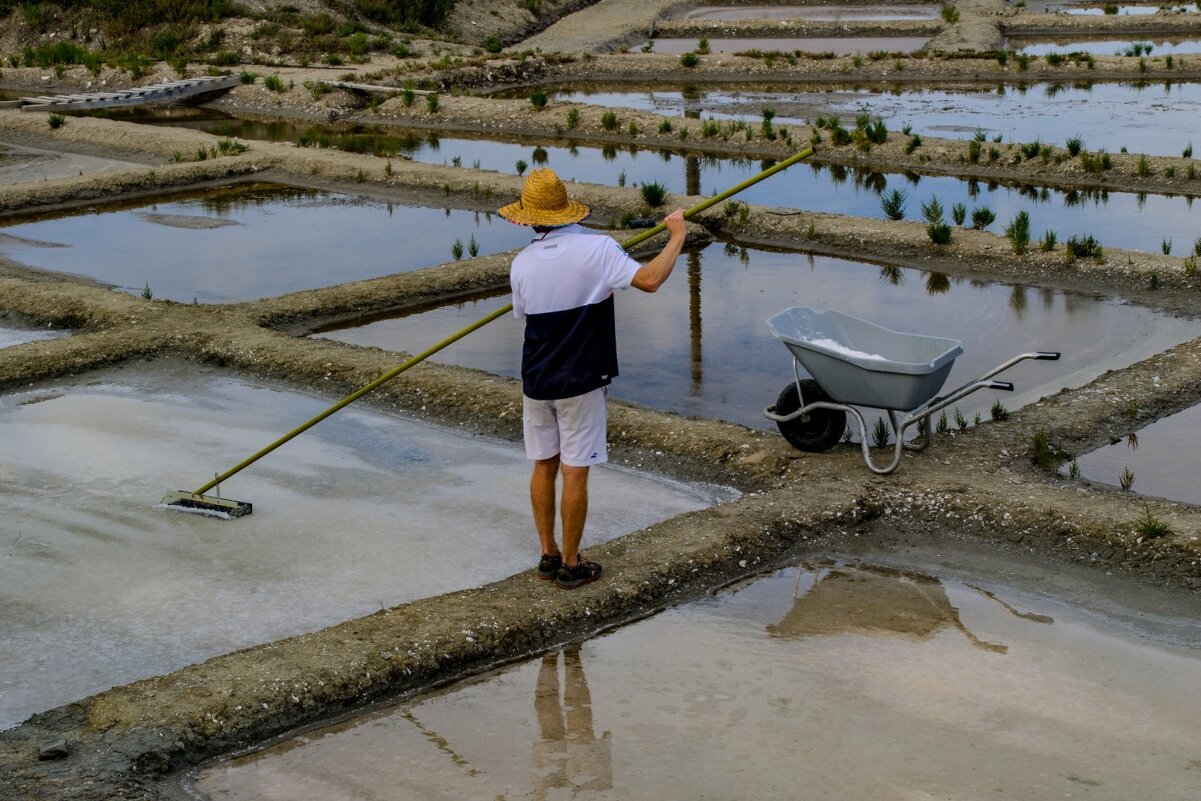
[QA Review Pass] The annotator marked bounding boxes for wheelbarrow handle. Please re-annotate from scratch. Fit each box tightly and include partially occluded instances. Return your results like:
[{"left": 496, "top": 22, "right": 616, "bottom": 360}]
[
  {"left": 1034, "top": 351, "right": 1061, "bottom": 360},
  {"left": 987, "top": 380, "right": 1015, "bottom": 392}
]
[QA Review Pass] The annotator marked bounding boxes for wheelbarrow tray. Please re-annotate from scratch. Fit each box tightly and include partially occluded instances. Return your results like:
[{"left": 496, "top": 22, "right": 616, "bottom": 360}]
[{"left": 766, "top": 307, "right": 964, "bottom": 411}]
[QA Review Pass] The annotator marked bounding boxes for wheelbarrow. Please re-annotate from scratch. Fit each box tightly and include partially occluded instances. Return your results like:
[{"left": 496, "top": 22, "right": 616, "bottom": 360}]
[{"left": 762, "top": 307, "right": 1060, "bottom": 475}]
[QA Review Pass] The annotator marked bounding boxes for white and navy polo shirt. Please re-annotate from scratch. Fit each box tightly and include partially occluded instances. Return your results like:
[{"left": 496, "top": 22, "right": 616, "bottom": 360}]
[{"left": 510, "top": 224, "right": 641, "bottom": 401}]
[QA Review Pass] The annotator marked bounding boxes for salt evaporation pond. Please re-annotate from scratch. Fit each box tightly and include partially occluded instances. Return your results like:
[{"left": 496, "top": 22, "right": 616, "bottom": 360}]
[
  {"left": 548, "top": 81, "right": 1201, "bottom": 156},
  {"left": 97, "top": 111, "right": 1199, "bottom": 254},
  {"left": 1012, "top": 35, "right": 1201, "bottom": 55},
  {"left": 0, "top": 362, "right": 718, "bottom": 729},
  {"left": 1061, "top": 4, "right": 1173, "bottom": 14},
  {"left": 0, "top": 184, "right": 532, "bottom": 303},
  {"left": 316, "top": 242, "right": 1198, "bottom": 431},
  {"left": 682, "top": 4, "right": 940, "bottom": 21},
  {"left": 0, "top": 321, "right": 68, "bottom": 349},
  {"left": 648, "top": 36, "right": 932, "bottom": 55},
  {"left": 1070, "top": 402, "right": 1201, "bottom": 505},
  {"left": 0, "top": 142, "right": 140, "bottom": 185},
  {"left": 190, "top": 554, "right": 1201, "bottom": 801}
]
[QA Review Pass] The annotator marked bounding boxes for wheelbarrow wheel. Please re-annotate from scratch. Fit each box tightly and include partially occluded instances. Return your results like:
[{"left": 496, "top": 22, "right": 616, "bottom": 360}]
[{"left": 774, "top": 380, "right": 846, "bottom": 453}]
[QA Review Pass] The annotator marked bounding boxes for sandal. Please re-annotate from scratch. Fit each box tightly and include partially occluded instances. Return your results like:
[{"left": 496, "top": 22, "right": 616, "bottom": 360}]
[
  {"left": 555, "top": 556, "right": 603, "bottom": 589},
  {"left": 537, "top": 553, "right": 562, "bottom": 580}
]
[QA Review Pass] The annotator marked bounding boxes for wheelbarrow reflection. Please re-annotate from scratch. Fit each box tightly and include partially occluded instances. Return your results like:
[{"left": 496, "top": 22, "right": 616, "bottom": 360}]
[{"left": 767, "top": 562, "right": 1054, "bottom": 654}]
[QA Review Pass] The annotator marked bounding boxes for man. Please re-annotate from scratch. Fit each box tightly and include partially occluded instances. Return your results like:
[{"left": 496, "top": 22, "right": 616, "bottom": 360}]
[{"left": 499, "top": 168, "right": 686, "bottom": 589}]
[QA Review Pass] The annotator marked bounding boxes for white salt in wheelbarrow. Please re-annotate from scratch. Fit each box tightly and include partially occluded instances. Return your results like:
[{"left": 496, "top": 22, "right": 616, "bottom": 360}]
[{"left": 762, "top": 307, "right": 1060, "bottom": 475}]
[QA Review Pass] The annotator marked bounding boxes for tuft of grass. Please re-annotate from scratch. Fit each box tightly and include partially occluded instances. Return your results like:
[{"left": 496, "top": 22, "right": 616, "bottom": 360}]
[
  {"left": 940, "top": 3, "right": 960, "bottom": 23},
  {"left": 970, "top": 206, "right": 996, "bottom": 230},
  {"left": 1193, "top": 236, "right": 1201, "bottom": 258},
  {"left": 927, "top": 223, "right": 952, "bottom": 245},
  {"left": 1031, "top": 431, "right": 1066, "bottom": 472},
  {"left": 990, "top": 399, "right": 1010, "bottom": 421},
  {"left": 1184, "top": 142, "right": 1194, "bottom": 159},
  {"left": 468, "top": 234, "right": 479, "bottom": 258},
  {"left": 47, "top": 113, "right": 66, "bottom": 130},
  {"left": 680, "top": 52, "right": 700, "bottom": 68},
  {"left": 1006, "top": 211, "right": 1031, "bottom": 255},
  {"left": 263, "top": 74, "right": 284, "bottom": 92},
  {"left": 1065, "top": 234, "right": 1103, "bottom": 262},
  {"left": 141, "top": 283, "right": 153, "bottom": 301},
  {"left": 451, "top": 239, "right": 464, "bottom": 261},
  {"left": 905, "top": 133, "right": 922, "bottom": 154},
  {"left": 921, "top": 196, "right": 945, "bottom": 225},
  {"left": 1133, "top": 504, "right": 1172, "bottom": 539},
  {"left": 1119, "top": 465, "right": 1135, "bottom": 491},
  {"left": 1162, "top": 238, "right": 1173, "bottom": 255},
  {"left": 239, "top": 70, "right": 257, "bottom": 84},
  {"left": 566, "top": 107, "right": 580, "bottom": 129},
  {"left": 954, "top": 407, "right": 968, "bottom": 431},
  {"left": 658, "top": 119, "right": 673, "bottom": 134},
  {"left": 426, "top": 93, "right": 439, "bottom": 113},
  {"left": 871, "top": 416, "right": 890, "bottom": 448},
  {"left": 951, "top": 202, "right": 967, "bottom": 227},
  {"left": 936, "top": 410, "right": 950, "bottom": 435},
  {"left": 529, "top": 89, "right": 548, "bottom": 109},
  {"left": 1066, "top": 136, "right": 1084, "bottom": 156},
  {"left": 881, "top": 189, "right": 907, "bottom": 221},
  {"left": 1137, "top": 154, "right": 1150, "bottom": 177},
  {"left": 640, "top": 180, "right": 668, "bottom": 208},
  {"left": 600, "top": 110, "right": 619, "bottom": 130},
  {"left": 1040, "top": 228, "right": 1057, "bottom": 252},
  {"left": 515, "top": 159, "right": 528, "bottom": 176},
  {"left": 696, "top": 37, "right": 711, "bottom": 55}
]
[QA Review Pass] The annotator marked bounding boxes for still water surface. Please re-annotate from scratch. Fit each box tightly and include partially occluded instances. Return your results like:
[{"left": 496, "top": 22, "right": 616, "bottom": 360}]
[
  {"left": 191, "top": 557, "right": 1201, "bottom": 800},
  {"left": 317, "top": 242, "right": 1198, "bottom": 431}
]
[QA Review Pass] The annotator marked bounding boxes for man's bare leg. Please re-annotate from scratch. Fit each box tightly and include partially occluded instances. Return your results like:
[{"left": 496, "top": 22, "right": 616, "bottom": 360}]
[
  {"left": 560, "top": 464, "right": 589, "bottom": 566},
  {"left": 531, "top": 455, "right": 561, "bottom": 557}
]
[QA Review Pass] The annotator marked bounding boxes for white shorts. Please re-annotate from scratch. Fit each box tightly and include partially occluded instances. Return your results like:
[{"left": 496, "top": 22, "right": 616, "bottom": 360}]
[{"left": 523, "top": 388, "right": 609, "bottom": 467}]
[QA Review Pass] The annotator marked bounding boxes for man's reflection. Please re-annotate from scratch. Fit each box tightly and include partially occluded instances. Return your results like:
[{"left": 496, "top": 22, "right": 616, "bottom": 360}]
[
  {"left": 766, "top": 563, "right": 1054, "bottom": 654},
  {"left": 533, "top": 645, "right": 612, "bottom": 798}
]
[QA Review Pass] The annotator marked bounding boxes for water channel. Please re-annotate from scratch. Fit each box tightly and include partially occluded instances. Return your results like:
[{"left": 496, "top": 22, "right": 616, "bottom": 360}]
[
  {"left": 189, "top": 548, "right": 1201, "bottom": 801},
  {"left": 0, "top": 362, "right": 718, "bottom": 729}
]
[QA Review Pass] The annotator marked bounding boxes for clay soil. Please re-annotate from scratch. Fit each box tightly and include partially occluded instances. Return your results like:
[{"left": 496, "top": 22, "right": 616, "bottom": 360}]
[{"left": 2, "top": 2, "right": 1201, "bottom": 799}]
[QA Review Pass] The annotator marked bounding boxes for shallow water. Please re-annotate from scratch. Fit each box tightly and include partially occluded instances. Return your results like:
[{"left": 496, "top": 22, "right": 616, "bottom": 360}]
[
  {"left": 191, "top": 557, "right": 1201, "bottom": 801},
  {"left": 1063, "top": 4, "right": 1173, "bottom": 13},
  {"left": 316, "top": 242, "right": 1198, "bottom": 431},
  {"left": 0, "top": 322, "right": 68, "bottom": 349},
  {"left": 649, "top": 35, "right": 932, "bottom": 55},
  {"left": 0, "top": 141, "right": 140, "bottom": 185},
  {"left": 0, "top": 184, "right": 531, "bottom": 303},
  {"left": 550, "top": 81, "right": 1201, "bottom": 156},
  {"left": 1070, "top": 402, "right": 1201, "bottom": 504},
  {"left": 92, "top": 110, "right": 1200, "bottom": 254},
  {"left": 1012, "top": 35, "right": 1201, "bottom": 55},
  {"left": 682, "top": 4, "right": 940, "bottom": 21},
  {"left": 0, "top": 363, "right": 718, "bottom": 729}
]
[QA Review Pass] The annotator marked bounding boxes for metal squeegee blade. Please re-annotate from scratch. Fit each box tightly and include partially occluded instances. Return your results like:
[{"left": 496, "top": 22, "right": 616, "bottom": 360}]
[{"left": 159, "top": 490, "right": 253, "bottom": 519}]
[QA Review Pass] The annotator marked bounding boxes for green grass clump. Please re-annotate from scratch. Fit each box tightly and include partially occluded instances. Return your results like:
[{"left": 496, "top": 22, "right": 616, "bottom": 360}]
[
  {"left": 451, "top": 239, "right": 464, "bottom": 261},
  {"left": 426, "top": 93, "right": 440, "bottom": 113},
  {"left": 880, "top": 189, "right": 907, "bottom": 221},
  {"left": 263, "top": 74, "right": 284, "bottom": 92},
  {"left": 47, "top": 113, "right": 66, "bottom": 130},
  {"left": 679, "top": 52, "right": 700, "bottom": 68},
  {"left": 600, "top": 110, "right": 618, "bottom": 130},
  {"left": 1005, "top": 211, "right": 1031, "bottom": 254},
  {"left": 990, "top": 400, "right": 1009, "bottom": 421},
  {"left": 640, "top": 181, "right": 668, "bottom": 207},
  {"left": 1133, "top": 504, "right": 1171, "bottom": 539},
  {"left": 970, "top": 207, "right": 996, "bottom": 230},
  {"left": 1066, "top": 136, "right": 1084, "bottom": 156},
  {"left": 951, "top": 202, "right": 967, "bottom": 227},
  {"left": 1065, "top": 234, "right": 1103, "bottom": 261},
  {"left": 1040, "top": 228, "right": 1057, "bottom": 253},
  {"left": 529, "top": 89, "right": 548, "bottom": 109}
]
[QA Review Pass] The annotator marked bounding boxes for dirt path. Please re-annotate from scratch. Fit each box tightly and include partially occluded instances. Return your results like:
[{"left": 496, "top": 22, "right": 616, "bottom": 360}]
[{"left": 519, "top": 0, "right": 694, "bottom": 52}]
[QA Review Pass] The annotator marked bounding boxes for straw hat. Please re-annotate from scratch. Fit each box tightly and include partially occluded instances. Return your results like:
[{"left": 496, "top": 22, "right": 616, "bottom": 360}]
[{"left": 498, "top": 168, "right": 590, "bottom": 227}]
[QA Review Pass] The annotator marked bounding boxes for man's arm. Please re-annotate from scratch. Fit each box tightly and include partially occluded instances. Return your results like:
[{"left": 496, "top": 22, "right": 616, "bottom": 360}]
[{"left": 630, "top": 209, "right": 686, "bottom": 293}]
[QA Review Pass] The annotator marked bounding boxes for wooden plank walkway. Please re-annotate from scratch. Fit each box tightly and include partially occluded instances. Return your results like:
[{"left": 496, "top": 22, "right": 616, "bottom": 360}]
[{"left": 13, "top": 75, "right": 240, "bottom": 112}]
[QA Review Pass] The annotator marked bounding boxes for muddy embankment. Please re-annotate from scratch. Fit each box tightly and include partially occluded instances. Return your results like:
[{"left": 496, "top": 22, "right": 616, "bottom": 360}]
[{"left": 2, "top": 99, "right": 1201, "bottom": 801}]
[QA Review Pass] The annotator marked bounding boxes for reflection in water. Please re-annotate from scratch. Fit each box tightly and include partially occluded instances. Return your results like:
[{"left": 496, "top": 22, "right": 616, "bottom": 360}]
[
  {"left": 687, "top": 250, "right": 703, "bottom": 395},
  {"left": 534, "top": 646, "right": 613, "bottom": 799},
  {"left": 769, "top": 562, "right": 1054, "bottom": 654},
  {"left": 924, "top": 271, "right": 950, "bottom": 295}
]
